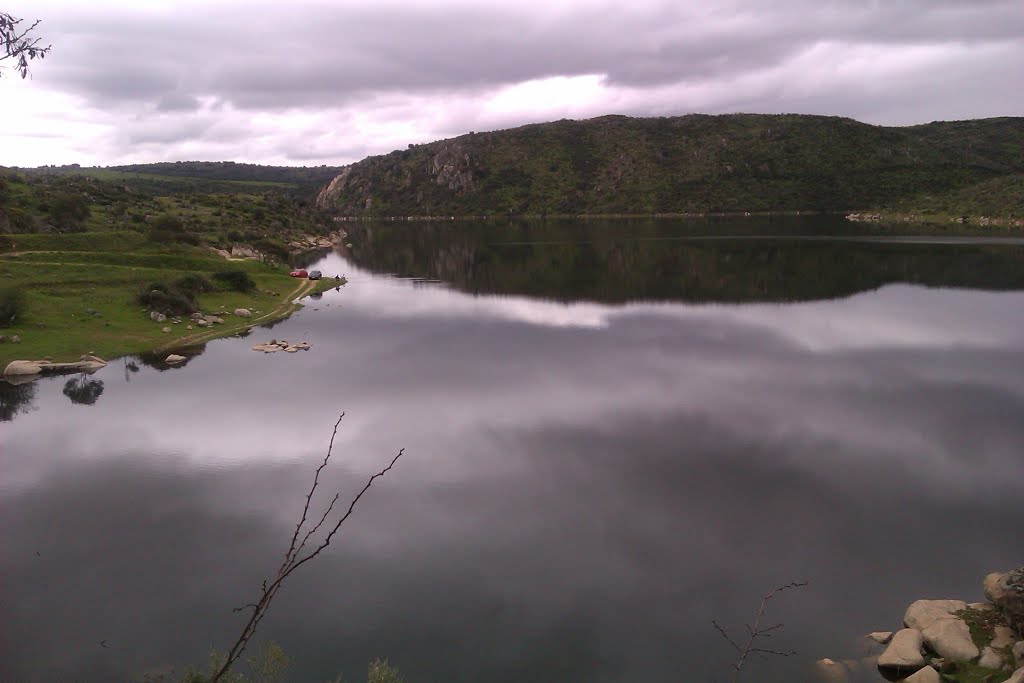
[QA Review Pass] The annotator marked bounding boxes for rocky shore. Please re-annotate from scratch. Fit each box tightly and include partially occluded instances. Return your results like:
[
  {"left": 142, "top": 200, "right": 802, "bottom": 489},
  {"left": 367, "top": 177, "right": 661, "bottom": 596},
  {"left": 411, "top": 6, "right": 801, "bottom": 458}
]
[{"left": 870, "top": 568, "right": 1023, "bottom": 683}]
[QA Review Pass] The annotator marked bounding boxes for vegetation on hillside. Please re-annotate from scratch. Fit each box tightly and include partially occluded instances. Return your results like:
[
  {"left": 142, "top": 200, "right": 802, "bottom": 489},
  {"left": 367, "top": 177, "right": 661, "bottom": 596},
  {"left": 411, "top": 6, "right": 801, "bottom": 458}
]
[{"left": 314, "top": 114, "right": 1024, "bottom": 217}]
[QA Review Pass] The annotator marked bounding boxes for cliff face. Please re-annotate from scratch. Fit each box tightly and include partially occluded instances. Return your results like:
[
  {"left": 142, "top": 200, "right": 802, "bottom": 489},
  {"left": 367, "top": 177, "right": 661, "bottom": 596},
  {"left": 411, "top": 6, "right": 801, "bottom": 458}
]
[{"left": 315, "top": 114, "right": 1024, "bottom": 216}]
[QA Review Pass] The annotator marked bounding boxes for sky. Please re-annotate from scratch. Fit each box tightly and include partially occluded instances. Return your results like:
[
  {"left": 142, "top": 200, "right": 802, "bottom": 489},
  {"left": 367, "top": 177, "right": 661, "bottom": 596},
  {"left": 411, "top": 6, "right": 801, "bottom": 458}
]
[{"left": 1, "top": 0, "right": 1022, "bottom": 167}]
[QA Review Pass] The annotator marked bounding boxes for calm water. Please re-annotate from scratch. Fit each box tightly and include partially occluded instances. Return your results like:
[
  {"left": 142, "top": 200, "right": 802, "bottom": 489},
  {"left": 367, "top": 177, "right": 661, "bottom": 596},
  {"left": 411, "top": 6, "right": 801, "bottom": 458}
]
[{"left": 3, "top": 218, "right": 1024, "bottom": 683}]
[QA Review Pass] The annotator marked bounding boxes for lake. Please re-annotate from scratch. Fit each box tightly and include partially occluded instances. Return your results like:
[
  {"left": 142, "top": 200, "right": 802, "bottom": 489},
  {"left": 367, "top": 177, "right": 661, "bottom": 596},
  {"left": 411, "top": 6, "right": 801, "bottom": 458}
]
[{"left": 3, "top": 217, "right": 1024, "bottom": 683}]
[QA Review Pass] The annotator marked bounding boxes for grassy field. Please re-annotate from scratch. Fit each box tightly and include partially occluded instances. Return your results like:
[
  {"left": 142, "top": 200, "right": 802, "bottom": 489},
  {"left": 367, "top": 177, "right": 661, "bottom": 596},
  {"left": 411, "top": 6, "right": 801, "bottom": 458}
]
[{"left": 0, "top": 232, "right": 339, "bottom": 367}]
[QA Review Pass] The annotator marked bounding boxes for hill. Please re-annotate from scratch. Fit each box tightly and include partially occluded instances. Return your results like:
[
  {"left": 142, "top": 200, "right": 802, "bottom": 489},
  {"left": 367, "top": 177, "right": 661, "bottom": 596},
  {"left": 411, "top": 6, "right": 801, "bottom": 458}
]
[{"left": 314, "top": 114, "right": 1024, "bottom": 217}]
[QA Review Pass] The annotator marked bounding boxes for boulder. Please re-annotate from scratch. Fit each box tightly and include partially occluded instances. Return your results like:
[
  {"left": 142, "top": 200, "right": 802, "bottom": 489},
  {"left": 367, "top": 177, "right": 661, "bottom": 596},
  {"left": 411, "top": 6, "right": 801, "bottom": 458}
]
[
  {"left": 868, "top": 631, "right": 894, "bottom": 644},
  {"left": 985, "top": 569, "right": 1024, "bottom": 628},
  {"left": 1014, "top": 641, "right": 1024, "bottom": 665},
  {"left": 1008, "top": 667, "right": 1024, "bottom": 683},
  {"left": 190, "top": 312, "right": 205, "bottom": 321},
  {"left": 4, "top": 360, "right": 43, "bottom": 376},
  {"left": 150, "top": 311, "right": 167, "bottom": 323},
  {"left": 195, "top": 319, "right": 210, "bottom": 327},
  {"left": 904, "top": 600, "right": 978, "bottom": 662},
  {"left": 205, "top": 315, "right": 224, "bottom": 325},
  {"left": 904, "top": 666, "right": 939, "bottom": 683},
  {"left": 978, "top": 646, "right": 1003, "bottom": 670},
  {"left": 165, "top": 354, "right": 186, "bottom": 364},
  {"left": 234, "top": 308, "right": 252, "bottom": 318},
  {"left": 878, "top": 628, "right": 926, "bottom": 671},
  {"left": 992, "top": 626, "right": 1016, "bottom": 649}
]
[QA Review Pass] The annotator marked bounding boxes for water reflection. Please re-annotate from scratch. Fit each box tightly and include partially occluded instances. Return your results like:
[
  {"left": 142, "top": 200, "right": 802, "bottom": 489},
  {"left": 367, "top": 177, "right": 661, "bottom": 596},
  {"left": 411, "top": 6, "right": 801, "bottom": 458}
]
[
  {"left": 341, "top": 218, "right": 1024, "bottom": 303},
  {"left": 2, "top": 229, "right": 1024, "bottom": 682},
  {"left": 61, "top": 374, "right": 105, "bottom": 406}
]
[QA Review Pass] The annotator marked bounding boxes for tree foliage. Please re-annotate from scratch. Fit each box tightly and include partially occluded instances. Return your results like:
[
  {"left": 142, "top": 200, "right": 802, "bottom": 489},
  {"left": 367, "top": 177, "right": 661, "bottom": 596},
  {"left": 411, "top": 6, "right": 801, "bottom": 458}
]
[
  {"left": 1, "top": 12, "right": 50, "bottom": 79},
  {"left": 48, "top": 192, "right": 91, "bottom": 232}
]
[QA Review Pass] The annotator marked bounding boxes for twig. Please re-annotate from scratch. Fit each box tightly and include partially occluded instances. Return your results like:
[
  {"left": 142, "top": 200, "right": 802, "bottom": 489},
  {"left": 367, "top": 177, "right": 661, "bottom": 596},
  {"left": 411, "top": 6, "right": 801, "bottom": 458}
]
[
  {"left": 208, "top": 414, "right": 404, "bottom": 683},
  {"left": 713, "top": 580, "right": 807, "bottom": 682}
]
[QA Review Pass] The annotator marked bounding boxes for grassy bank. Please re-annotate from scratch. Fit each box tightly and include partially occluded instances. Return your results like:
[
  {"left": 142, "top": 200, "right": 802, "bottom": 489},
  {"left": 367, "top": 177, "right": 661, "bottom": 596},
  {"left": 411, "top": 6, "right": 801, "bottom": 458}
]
[{"left": 0, "top": 232, "right": 339, "bottom": 367}]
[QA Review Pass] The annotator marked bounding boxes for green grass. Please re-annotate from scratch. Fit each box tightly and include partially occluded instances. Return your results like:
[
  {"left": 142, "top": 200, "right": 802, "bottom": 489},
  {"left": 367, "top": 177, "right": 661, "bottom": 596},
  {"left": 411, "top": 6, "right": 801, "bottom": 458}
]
[{"left": 0, "top": 233, "right": 318, "bottom": 366}]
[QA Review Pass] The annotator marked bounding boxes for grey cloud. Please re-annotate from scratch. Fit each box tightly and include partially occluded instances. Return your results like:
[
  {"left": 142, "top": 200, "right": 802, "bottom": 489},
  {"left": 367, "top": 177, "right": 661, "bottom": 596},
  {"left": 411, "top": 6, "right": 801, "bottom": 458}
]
[
  {"left": 155, "top": 92, "right": 201, "bottom": 113},
  {"left": 41, "top": 0, "right": 1024, "bottom": 111}
]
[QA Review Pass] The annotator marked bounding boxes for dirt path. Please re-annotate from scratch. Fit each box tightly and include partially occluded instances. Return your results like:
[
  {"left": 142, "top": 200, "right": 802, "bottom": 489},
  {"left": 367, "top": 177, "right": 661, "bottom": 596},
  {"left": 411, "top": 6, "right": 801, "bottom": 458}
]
[{"left": 158, "top": 278, "right": 316, "bottom": 353}]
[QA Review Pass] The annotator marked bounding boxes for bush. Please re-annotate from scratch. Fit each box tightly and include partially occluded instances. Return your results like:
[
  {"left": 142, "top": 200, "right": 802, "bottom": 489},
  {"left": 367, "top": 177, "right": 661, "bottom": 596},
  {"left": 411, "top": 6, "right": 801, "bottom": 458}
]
[
  {"left": 136, "top": 282, "right": 197, "bottom": 315},
  {"left": 213, "top": 269, "right": 255, "bottom": 293},
  {"left": 172, "top": 273, "right": 214, "bottom": 297},
  {"left": 48, "top": 192, "right": 91, "bottom": 232},
  {"left": 0, "top": 286, "right": 26, "bottom": 326}
]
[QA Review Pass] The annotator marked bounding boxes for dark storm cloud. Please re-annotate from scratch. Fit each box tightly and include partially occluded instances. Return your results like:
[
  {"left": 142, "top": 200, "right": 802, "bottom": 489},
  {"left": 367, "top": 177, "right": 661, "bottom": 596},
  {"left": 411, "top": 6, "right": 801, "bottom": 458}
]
[{"left": 37, "top": 0, "right": 1024, "bottom": 112}]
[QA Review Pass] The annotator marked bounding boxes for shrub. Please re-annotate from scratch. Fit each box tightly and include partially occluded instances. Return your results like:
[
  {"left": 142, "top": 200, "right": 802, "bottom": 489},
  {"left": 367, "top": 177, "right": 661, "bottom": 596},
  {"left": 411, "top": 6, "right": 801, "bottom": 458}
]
[
  {"left": 0, "top": 286, "right": 26, "bottom": 326},
  {"left": 213, "top": 269, "right": 255, "bottom": 293},
  {"left": 136, "top": 282, "right": 197, "bottom": 315},
  {"left": 48, "top": 192, "right": 91, "bottom": 232},
  {"left": 172, "top": 273, "right": 214, "bottom": 297}
]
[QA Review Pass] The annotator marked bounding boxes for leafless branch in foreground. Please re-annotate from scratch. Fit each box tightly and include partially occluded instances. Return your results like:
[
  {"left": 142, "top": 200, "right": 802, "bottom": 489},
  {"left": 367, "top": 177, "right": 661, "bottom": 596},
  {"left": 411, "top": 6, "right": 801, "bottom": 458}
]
[
  {"left": 712, "top": 580, "right": 808, "bottom": 683},
  {"left": 209, "top": 413, "right": 405, "bottom": 683}
]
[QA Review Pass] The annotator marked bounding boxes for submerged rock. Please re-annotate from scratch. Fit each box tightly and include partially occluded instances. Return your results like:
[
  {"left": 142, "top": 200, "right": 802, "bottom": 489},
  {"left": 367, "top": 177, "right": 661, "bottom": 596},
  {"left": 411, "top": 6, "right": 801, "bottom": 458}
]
[{"left": 868, "top": 631, "right": 893, "bottom": 644}]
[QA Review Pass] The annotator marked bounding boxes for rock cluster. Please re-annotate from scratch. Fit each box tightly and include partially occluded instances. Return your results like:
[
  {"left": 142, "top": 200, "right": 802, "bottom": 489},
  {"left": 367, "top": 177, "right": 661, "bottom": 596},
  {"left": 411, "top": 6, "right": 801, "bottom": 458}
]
[
  {"left": 251, "top": 339, "right": 311, "bottom": 354},
  {"left": 871, "top": 568, "right": 1024, "bottom": 682}
]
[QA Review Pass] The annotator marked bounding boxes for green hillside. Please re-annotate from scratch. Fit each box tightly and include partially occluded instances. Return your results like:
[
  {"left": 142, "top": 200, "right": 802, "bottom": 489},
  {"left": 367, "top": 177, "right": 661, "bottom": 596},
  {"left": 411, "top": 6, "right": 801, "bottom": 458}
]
[{"left": 314, "top": 114, "right": 1024, "bottom": 217}]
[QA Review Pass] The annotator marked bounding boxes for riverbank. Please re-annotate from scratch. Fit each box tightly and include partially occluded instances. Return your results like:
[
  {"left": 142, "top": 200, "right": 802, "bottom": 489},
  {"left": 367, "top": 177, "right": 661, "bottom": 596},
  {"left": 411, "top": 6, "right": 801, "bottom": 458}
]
[
  {"left": 0, "top": 231, "right": 342, "bottom": 369},
  {"left": 819, "top": 568, "right": 1024, "bottom": 683}
]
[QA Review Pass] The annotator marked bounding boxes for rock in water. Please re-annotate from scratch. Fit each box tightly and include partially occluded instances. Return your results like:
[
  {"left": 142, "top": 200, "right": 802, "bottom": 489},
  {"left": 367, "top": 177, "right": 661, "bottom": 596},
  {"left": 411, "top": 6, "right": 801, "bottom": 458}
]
[
  {"left": 868, "top": 631, "right": 893, "bottom": 644},
  {"left": 904, "top": 666, "right": 939, "bottom": 683},
  {"left": 165, "top": 354, "right": 186, "bottom": 364},
  {"left": 878, "top": 628, "right": 926, "bottom": 671},
  {"left": 3, "top": 360, "right": 43, "bottom": 376},
  {"left": 903, "top": 600, "right": 978, "bottom": 662}
]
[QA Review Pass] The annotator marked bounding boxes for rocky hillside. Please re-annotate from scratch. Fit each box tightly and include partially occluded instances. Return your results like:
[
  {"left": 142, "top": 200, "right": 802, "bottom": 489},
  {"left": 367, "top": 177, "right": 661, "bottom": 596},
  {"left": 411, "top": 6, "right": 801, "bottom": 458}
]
[{"left": 315, "top": 114, "right": 1024, "bottom": 216}]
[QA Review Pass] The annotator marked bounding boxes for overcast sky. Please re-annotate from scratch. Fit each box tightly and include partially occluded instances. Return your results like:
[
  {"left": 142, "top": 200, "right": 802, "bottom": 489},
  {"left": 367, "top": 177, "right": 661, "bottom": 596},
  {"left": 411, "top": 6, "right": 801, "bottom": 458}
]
[{"left": 1, "top": 0, "right": 1022, "bottom": 167}]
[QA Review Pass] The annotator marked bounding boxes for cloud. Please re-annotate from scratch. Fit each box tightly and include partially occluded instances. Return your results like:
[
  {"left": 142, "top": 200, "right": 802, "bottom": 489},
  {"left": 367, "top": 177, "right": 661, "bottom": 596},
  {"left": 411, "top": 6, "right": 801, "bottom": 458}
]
[{"left": 1, "top": 0, "right": 1022, "bottom": 165}]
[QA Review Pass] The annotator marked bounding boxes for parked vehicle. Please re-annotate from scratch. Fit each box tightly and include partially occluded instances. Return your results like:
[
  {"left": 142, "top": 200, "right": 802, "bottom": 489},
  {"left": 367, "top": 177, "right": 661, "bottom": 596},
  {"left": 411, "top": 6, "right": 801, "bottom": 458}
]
[
  {"left": 308, "top": 270, "right": 322, "bottom": 280},
  {"left": 289, "top": 269, "right": 308, "bottom": 278}
]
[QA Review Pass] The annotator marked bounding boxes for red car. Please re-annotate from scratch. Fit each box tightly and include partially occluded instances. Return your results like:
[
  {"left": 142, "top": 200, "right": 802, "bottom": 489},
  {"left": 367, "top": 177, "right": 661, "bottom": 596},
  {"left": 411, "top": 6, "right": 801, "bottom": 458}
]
[{"left": 289, "top": 269, "right": 308, "bottom": 278}]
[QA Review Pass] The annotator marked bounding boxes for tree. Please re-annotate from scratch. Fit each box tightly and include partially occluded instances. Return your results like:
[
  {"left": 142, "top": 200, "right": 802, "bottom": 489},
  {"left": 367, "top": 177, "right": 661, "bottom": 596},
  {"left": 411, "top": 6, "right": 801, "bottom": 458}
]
[
  {"left": 48, "top": 192, "right": 91, "bottom": 232},
  {"left": 1, "top": 12, "right": 50, "bottom": 79}
]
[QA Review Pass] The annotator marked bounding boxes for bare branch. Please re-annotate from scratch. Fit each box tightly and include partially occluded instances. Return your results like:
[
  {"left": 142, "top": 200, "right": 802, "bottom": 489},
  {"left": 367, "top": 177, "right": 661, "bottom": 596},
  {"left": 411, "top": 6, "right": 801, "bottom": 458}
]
[
  {"left": 207, "top": 415, "right": 404, "bottom": 683},
  {"left": 712, "top": 580, "right": 808, "bottom": 683}
]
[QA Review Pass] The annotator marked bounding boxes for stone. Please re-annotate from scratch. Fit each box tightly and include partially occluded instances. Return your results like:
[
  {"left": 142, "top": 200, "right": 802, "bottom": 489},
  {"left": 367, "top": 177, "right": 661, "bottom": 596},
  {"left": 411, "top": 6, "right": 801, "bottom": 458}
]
[
  {"left": 868, "top": 631, "right": 894, "bottom": 644},
  {"left": 11, "top": 335, "right": 20, "bottom": 343},
  {"left": 0, "top": 335, "right": 6, "bottom": 343},
  {"left": 165, "top": 354, "right": 186, "bottom": 364},
  {"left": 150, "top": 311, "right": 167, "bottom": 323},
  {"left": 905, "top": 666, "right": 940, "bottom": 683},
  {"left": 234, "top": 308, "right": 252, "bottom": 318},
  {"left": 186, "top": 325, "right": 193, "bottom": 330},
  {"left": 904, "top": 600, "right": 979, "bottom": 662},
  {"left": 161, "top": 326, "right": 171, "bottom": 333},
  {"left": 992, "top": 627, "right": 1016, "bottom": 650},
  {"left": 80, "top": 354, "right": 105, "bottom": 363},
  {"left": 1013, "top": 642, "right": 1024, "bottom": 665},
  {"left": 969, "top": 602, "right": 996, "bottom": 611},
  {"left": 878, "top": 628, "right": 926, "bottom": 671},
  {"left": 4, "top": 360, "right": 43, "bottom": 376},
  {"left": 195, "top": 319, "right": 210, "bottom": 327},
  {"left": 190, "top": 312, "right": 205, "bottom": 321},
  {"left": 979, "top": 647, "right": 1003, "bottom": 670},
  {"left": 285, "top": 346, "right": 299, "bottom": 353},
  {"left": 1007, "top": 667, "right": 1024, "bottom": 683},
  {"left": 815, "top": 658, "right": 850, "bottom": 683},
  {"left": 205, "top": 315, "right": 224, "bottom": 324},
  {"left": 985, "top": 569, "right": 1024, "bottom": 628}
]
